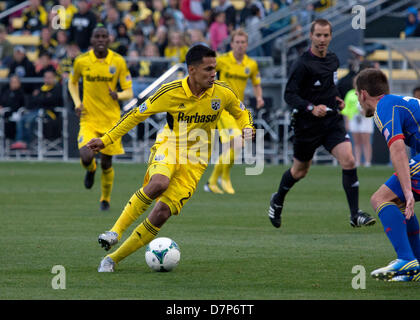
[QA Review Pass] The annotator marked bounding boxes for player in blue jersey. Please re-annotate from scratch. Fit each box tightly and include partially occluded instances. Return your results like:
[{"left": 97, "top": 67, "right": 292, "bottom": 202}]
[{"left": 355, "top": 68, "right": 420, "bottom": 281}]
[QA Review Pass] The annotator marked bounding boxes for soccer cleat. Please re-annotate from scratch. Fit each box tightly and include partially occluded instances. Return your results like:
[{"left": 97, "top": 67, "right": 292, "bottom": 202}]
[
  {"left": 268, "top": 193, "right": 283, "bottom": 228},
  {"left": 98, "top": 256, "right": 116, "bottom": 272},
  {"left": 219, "top": 178, "right": 235, "bottom": 194},
  {"left": 389, "top": 273, "right": 420, "bottom": 282},
  {"left": 100, "top": 200, "right": 110, "bottom": 211},
  {"left": 203, "top": 182, "right": 224, "bottom": 194},
  {"left": 371, "top": 259, "right": 420, "bottom": 281},
  {"left": 350, "top": 210, "right": 376, "bottom": 227},
  {"left": 84, "top": 170, "right": 96, "bottom": 189},
  {"left": 98, "top": 231, "right": 118, "bottom": 251}
]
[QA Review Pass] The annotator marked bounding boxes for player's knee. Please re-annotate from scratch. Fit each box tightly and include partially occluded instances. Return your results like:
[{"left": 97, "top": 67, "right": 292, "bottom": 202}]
[
  {"left": 370, "top": 191, "right": 382, "bottom": 211},
  {"left": 291, "top": 167, "right": 309, "bottom": 180},
  {"left": 149, "top": 202, "right": 171, "bottom": 227},
  {"left": 147, "top": 175, "right": 170, "bottom": 198}
]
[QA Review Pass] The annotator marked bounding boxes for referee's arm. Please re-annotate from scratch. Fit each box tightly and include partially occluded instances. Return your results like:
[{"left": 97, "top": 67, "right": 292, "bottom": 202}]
[{"left": 284, "top": 62, "right": 312, "bottom": 112}]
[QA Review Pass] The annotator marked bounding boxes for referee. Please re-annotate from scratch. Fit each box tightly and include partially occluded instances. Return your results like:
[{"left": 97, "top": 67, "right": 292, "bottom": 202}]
[{"left": 268, "top": 19, "right": 375, "bottom": 229}]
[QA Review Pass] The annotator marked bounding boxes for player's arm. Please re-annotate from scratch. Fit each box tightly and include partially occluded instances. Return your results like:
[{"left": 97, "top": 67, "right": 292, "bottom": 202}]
[
  {"left": 389, "top": 139, "right": 414, "bottom": 219},
  {"left": 253, "top": 84, "right": 264, "bottom": 109},
  {"left": 250, "top": 62, "right": 264, "bottom": 109},
  {"left": 68, "top": 59, "right": 83, "bottom": 117},
  {"left": 284, "top": 60, "right": 314, "bottom": 113},
  {"left": 109, "top": 59, "right": 134, "bottom": 101},
  {"left": 225, "top": 91, "right": 254, "bottom": 140}
]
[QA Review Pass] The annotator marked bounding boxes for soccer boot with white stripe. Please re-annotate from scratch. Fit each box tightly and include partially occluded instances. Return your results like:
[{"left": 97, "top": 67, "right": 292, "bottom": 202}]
[
  {"left": 98, "top": 256, "right": 116, "bottom": 272},
  {"left": 350, "top": 210, "right": 376, "bottom": 227},
  {"left": 371, "top": 259, "right": 420, "bottom": 281},
  {"left": 204, "top": 182, "right": 224, "bottom": 194},
  {"left": 389, "top": 272, "right": 420, "bottom": 282},
  {"left": 98, "top": 231, "right": 118, "bottom": 251},
  {"left": 268, "top": 193, "right": 283, "bottom": 228}
]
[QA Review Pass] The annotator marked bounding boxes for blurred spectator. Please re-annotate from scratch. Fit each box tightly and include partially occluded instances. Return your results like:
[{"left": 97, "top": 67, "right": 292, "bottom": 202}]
[
  {"left": 11, "top": 69, "right": 63, "bottom": 150},
  {"left": 153, "top": 25, "right": 169, "bottom": 56},
  {"left": 214, "top": 0, "right": 237, "bottom": 32},
  {"left": 54, "top": 29, "right": 69, "bottom": 60},
  {"left": 128, "top": 27, "right": 149, "bottom": 56},
  {"left": 21, "top": 0, "right": 48, "bottom": 35},
  {"left": 164, "top": 29, "right": 189, "bottom": 63},
  {"left": 104, "top": 6, "right": 120, "bottom": 37},
  {"left": 164, "top": 0, "right": 187, "bottom": 32},
  {"left": 138, "top": 9, "right": 156, "bottom": 38},
  {"left": 296, "top": 3, "right": 315, "bottom": 26},
  {"left": 413, "top": 85, "right": 420, "bottom": 99},
  {"left": 314, "top": 0, "right": 333, "bottom": 12},
  {"left": 69, "top": 0, "right": 97, "bottom": 52},
  {"left": 180, "top": 0, "right": 207, "bottom": 33},
  {"left": 35, "top": 51, "right": 57, "bottom": 77},
  {"left": 8, "top": 46, "right": 36, "bottom": 94},
  {"left": 123, "top": 2, "right": 142, "bottom": 31},
  {"left": 0, "top": 74, "right": 25, "bottom": 140},
  {"left": 57, "top": 42, "right": 80, "bottom": 80},
  {"left": 285, "top": 23, "right": 308, "bottom": 62},
  {"left": 112, "top": 23, "right": 131, "bottom": 56},
  {"left": 209, "top": 9, "right": 229, "bottom": 52},
  {"left": 405, "top": 7, "right": 418, "bottom": 37},
  {"left": 37, "top": 27, "right": 58, "bottom": 58},
  {"left": 57, "top": 0, "right": 78, "bottom": 30},
  {"left": 185, "top": 28, "right": 209, "bottom": 48},
  {"left": 239, "top": 0, "right": 254, "bottom": 27},
  {"left": 90, "top": 0, "right": 106, "bottom": 23},
  {"left": 0, "top": 24, "right": 13, "bottom": 68},
  {"left": 246, "top": 4, "right": 264, "bottom": 57},
  {"left": 152, "top": 0, "right": 166, "bottom": 27}
]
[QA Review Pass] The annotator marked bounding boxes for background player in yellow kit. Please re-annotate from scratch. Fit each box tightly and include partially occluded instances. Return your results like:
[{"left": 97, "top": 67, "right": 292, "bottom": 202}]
[
  {"left": 86, "top": 45, "right": 254, "bottom": 272},
  {"left": 68, "top": 26, "right": 133, "bottom": 211},
  {"left": 204, "top": 28, "right": 264, "bottom": 195}
]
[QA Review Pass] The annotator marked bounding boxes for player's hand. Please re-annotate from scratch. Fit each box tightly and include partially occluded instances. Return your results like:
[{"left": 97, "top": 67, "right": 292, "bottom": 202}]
[
  {"left": 256, "top": 97, "right": 265, "bottom": 109},
  {"left": 86, "top": 138, "right": 105, "bottom": 152},
  {"left": 109, "top": 88, "right": 118, "bottom": 100},
  {"left": 75, "top": 103, "right": 83, "bottom": 118},
  {"left": 336, "top": 96, "right": 345, "bottom": 110},
  {"left": 242, "top": 127, "right": 254, "bottom": 141},
  {"left": 404, "top": 193, "right": 415, "bottom": 220},
  {"left": 312, "top": 104, "right": 327, "bottom": 117}
]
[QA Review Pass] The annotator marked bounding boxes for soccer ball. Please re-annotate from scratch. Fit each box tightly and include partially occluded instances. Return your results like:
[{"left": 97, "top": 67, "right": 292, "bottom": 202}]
[{"left": 145, "top": 237, "right": 181, "bottom": 272}]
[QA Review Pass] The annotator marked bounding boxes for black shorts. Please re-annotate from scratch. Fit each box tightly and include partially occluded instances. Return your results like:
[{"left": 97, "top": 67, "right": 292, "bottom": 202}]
[{"left": 292, "top": 114, "right": 350, "bottom": 162}]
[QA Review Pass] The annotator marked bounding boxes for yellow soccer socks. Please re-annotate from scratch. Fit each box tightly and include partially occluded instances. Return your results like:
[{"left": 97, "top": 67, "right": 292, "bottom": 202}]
[
  {"left": 108, "top": 218, "right": 160, "bottom": 264},
  {"left": 110, "top": 188, "right": 153, "bottom": 239},
  {"left": 100, "top": 167, "right": 114, "bottom": 203}
]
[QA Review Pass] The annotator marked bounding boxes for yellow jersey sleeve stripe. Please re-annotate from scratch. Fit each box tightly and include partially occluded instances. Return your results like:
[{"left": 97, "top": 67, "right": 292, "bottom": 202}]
[
  {"left": 214, "top": 81, "right": 238, "bottom": 99},
  {"left": 150, "top": 83, "right": 182, "bottom": 104},
  {"left": 149, "top": 81, "right": 182, "bottom": 101}
]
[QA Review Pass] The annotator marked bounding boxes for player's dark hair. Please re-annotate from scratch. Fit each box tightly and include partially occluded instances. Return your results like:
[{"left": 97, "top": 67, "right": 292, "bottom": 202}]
[
  {"left": 356, "top": 68, "right": 390, "bottom": 96},
  {"left": 185, "top": 45, "right": 216, "bottom": 67},
  {"left": 413, "top": 85, "right": 420, "bottom": 95},
  {"left": 310, "top": 18, "right": 332, "bottom": 34}
]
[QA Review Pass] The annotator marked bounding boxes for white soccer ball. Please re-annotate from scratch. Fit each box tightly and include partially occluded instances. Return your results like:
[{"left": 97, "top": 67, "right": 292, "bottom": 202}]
[{"left": 145, "top": 237, "right": 181, "bottom": 272}]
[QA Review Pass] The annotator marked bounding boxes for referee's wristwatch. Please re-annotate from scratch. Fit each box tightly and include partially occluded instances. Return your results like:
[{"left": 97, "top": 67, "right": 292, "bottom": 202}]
[{"left": 306, "top": 104, "right": 314, "bottom": 112}]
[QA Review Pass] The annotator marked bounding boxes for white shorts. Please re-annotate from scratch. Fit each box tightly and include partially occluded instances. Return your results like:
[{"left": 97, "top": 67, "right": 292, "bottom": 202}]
[{"left": 349, "top": 114, "right": 373, "bottom": 134}]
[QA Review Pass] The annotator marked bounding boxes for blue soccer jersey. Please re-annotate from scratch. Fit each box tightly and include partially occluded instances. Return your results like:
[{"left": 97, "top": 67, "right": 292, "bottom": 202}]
[{"left": 374, "top": 94, "right": 420, "bottom": 152}]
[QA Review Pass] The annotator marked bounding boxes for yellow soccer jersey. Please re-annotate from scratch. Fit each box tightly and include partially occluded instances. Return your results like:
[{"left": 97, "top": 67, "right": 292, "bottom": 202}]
[
  {"left": 101, "top": 77, "right": 254, "bottom": 163},
  {"left": 216, "top": 51, "right": 261, "bottom": 102},
  {"left": 70, "top": 49, "right": 132, "bottom": 130}
]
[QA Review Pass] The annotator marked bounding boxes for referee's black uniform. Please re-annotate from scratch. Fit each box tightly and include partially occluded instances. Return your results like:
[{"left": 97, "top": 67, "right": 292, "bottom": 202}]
[{"left": 284, "top": 49, "right": 348, "bottom": 162}]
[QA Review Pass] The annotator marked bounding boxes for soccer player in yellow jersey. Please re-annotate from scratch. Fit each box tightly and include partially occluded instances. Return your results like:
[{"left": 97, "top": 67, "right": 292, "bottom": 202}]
[
  {"left": 68, "top": 26, "right": 133, "bottom": 211},
  {"left": 86, "top": 45, "right": 254, "bottom": 272},
  {"left": 205, "top": 29, "right": 264, "bottom": 195}
]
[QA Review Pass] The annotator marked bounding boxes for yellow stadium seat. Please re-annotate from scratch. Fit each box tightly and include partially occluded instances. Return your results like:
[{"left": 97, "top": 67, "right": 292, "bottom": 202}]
[
  {"left": 367, "top": 50, "right": 420, "bottom": 62},
  {"left": 11, "top": 17, "right": 24, "bottom": 30},
  {"left": 6, "top": 35, "right": 40, "bottom": 46},
  {"left": 0, "top": 68, "right": 9, "bottom": 78}
]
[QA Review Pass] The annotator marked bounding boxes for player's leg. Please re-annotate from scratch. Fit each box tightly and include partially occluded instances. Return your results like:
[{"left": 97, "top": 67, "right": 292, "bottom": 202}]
[
  {"left": 99, "top": 153, "right": 113, "bottom": 211},
  {"left": 329, "top": 136, "right": 375, "bottom": 227},
  {"left": 268, "top": 130, "right": 318, "bottom": 228},
  {"left": 361, "top": 132, "right": 372, "bottom": 167},
  {"left": 220, "top": 135, "right": 242, "bottom": 194},
  {"left": 98, "top": 201, "right": 170, "bottom": 271},
  {"left": 268, "top": 157, "right": 311, "bottom": 228},
  {"left": 79, "top": 145, "right": 96, "bottom": 189},
  {"left": 370, "top": 180, "right": 420, "bottom": 280}
]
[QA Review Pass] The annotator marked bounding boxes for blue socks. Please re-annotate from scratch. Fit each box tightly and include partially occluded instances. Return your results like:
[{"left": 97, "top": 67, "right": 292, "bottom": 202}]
[{"left": 377, "top": 202, "right": 417, "bottom": 261}]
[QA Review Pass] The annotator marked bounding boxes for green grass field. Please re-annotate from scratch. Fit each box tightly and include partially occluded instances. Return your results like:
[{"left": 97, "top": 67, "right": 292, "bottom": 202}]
[{"left": 1, "top": 161, "right": 419, "bottom": 300}]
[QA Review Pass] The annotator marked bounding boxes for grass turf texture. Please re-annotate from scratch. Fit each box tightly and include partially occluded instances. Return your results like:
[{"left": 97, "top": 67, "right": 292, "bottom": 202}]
[{"left": 1, "top": 161, "right": 419, "bottom": 300}]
